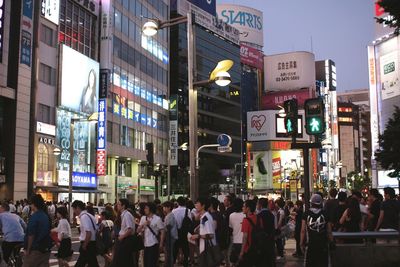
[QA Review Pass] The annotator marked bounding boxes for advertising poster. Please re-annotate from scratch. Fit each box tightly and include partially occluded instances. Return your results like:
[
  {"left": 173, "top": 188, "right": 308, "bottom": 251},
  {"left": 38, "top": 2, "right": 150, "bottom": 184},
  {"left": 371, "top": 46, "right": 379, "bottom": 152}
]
[
  {"left": 272, "top": 151, "right": 282, "bottom": 189},
  {"left": 261, "top": 88, "right": 310, "bottom": 109},
  {"left": 380, "top": 51, "right": 400, "bottom": 100},
  {"left": 240, "top": 44, "right": 264, "bottom": 69},
  {"left": 61, "top": 45, "right": 99, "bottom": 114},
  {"left": 56, "top": 109, "right": 96, "bottom": 181},
  {"left": 251, "top": 151, "right": 272, "bottom": 190}
]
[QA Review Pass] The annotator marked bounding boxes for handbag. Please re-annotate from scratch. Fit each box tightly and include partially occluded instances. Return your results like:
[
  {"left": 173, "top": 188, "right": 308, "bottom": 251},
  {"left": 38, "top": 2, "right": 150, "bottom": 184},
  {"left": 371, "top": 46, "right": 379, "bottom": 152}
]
[
  {"left": 132, "top": 233, "right": 144, "bottom": 251},
  {"left": 199, "top": 239, "right": 223, "bottom": 267}
]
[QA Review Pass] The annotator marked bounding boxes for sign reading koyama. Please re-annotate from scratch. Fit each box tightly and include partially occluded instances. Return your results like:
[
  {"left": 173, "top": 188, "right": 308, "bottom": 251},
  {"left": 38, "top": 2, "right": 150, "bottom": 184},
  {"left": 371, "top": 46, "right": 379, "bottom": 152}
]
[
  {"left": 264, "top": 52, "right": 316, "bottom": 91},
  {"left": 217, "top": 4, "right": 263, "bottom": 47}
]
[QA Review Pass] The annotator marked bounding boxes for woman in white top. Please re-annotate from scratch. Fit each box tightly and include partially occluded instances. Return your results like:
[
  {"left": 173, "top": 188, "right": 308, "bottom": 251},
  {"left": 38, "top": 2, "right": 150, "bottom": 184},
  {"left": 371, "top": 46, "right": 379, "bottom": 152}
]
[
  {"left": 229, "top": 198, "right": 245, "bottom": 266},
  {"left": 51, "top": 206, "right": 72, "bottom": 267}
]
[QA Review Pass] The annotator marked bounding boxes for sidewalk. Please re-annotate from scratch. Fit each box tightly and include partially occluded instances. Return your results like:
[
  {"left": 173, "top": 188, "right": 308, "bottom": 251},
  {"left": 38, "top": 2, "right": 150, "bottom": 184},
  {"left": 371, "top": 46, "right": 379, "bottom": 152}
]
[{"left": 277, "top": 238, "right": 304, "bottom": 267}]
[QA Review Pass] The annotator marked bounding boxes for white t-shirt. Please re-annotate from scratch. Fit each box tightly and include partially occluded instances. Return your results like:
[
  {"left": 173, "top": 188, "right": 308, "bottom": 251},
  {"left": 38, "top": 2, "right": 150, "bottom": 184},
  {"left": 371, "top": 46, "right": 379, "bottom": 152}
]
[
  {"left": 229, "top": 212, "right": 245, "bottom": 244},
  {"left": 139, "top": 215, "right": 164, "bottom": 247},
  {"left": 120, "top": 210, "right": 135, "bottom": 236},
  {"left": 172, "top": 206, "right": 191, "bottom": 229},
  {"left": 79, "top": 211, "right": 97, "bottom": 241},
  {"left": 56, "top": 218, "right": 72, "bottom": 241},
  {"left": 9, "top": 204, "right": 16, "bottom": 213},
  {"left": 199, "top": 212, "right": 216, "bottom": 253}
]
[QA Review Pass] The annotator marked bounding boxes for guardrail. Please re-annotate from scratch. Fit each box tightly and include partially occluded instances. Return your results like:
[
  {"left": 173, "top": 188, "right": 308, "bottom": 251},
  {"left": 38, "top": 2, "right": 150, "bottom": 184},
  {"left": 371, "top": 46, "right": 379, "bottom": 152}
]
[{"left": 330, "top": 231, "right": 400, "bottom": 267}]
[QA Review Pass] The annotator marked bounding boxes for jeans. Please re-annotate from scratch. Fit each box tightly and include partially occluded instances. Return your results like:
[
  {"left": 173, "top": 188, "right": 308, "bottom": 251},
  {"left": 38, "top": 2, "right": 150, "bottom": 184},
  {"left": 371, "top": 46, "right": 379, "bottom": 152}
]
[
  {"left": 276, "top": 237, "right": 284, "bottom": 257},
  {"left": 112, "top": 237, "right": 135, "bottom": 267},
  {"left": 164, "top": 238, "right": 176, "bottom": 267},
  {"left": 144, "top": 244, "right": 159, "bottom": 267},
  {"left": 2, "top": 241, "right": 23, "bottom": 264},
  {"left": 75, "top": 241, "right": 99, "bottom": 267},
  {"left": 22, "top": 250, "right": 50, "bottom": 267}
]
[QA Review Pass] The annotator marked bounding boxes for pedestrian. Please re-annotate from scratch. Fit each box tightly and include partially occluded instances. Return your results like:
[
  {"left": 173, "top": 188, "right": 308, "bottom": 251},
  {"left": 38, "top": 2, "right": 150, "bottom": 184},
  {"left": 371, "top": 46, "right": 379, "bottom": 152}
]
[
  {"left": 163, "top": 201, "right": 178, "bottom": 267},
  {"left": 72, "top": 200, "right": 99, "bottom": 267},
  {"left": 256, "top": 198, "right": 276, "bottom": 266},
  {"left": 292, "top": 200, "right": 304, "bottom": 257},
  {"left": 23, "top": 194, "right": 52, "bottom": 267},
  {"left": 228, "top": 198, "right": 244, "bottom": 266},
  {"left": 339, "top": 197, "right": 362, "bottom": 243},
  {"left": 209, "top": 197, "right": 224, "bottom": 248},
  {"left": 22, "top": 200, "right": 31, "bottom": 222},
  {"left": 48, "top": 201, "right": 56, "bottom": 223},
  {"left": 51, "top": 206, "right": 73, "bottom": 267},
  {"left": 98, "top": 211, "right": 114, "bottom": 266},
  {"left": 9, "top": 200, "right": 16, "bottom": 214},
  {"left": 222, "top": 195, "right": 235, "bottom": 266},
  {"left": 138, "top": 202, "right": 165, "bottom": 267},
  {"left": 112, "top": 198, "right": 135, "bottom": 267},
  {"left": 190, "top": 197, "right": 217, "bottom": 267},
  {"left": 324, "top": 189, "right": 339, "bottom": 224},
  {"left": 0, "top": 201, "right": 26, "bottom": 264},
  {"left": 275, "top": 197, "right": 286, "bottom": 260},
  {"left": 238, "top": 199, "right": 257, "bottom": 266},
  {"left": 172, "top": 197, "right": 191, "bottom": 267},
  {"left": 301, "top": 194, "right": 333, "bottom": 267},
  {"left": 375, "top": 187, "right": 400, "bottom": 231},
  {"left": 367, "top": 189, "right": 381, "bottom": 231}
]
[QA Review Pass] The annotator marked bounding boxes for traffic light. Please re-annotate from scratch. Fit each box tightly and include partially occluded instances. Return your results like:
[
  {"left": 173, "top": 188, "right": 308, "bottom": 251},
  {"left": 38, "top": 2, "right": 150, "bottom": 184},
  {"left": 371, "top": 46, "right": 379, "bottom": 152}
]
[
  {"left": 283, "top": 99, "right": 298, "bottom": 136},
  {"left": 304, "top": 98, "right": 325, "bottom": 135}
]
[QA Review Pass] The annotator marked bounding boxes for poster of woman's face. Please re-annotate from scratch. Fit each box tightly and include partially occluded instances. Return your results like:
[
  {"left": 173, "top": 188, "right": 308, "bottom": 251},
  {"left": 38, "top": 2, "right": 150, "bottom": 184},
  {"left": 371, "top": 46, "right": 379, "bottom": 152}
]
[{"left": 61, "top": 45, "right": 99, "bottom": 114}]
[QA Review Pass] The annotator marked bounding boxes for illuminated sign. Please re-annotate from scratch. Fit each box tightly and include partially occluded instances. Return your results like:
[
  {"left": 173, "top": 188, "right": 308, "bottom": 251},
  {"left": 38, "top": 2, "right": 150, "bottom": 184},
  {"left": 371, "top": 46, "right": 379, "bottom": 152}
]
[
  {"left": 72, "top": 172, "right": 97, "bottom": 188},
  {"left": 37, "top": 121, "right": 56, "bottom": 136},
  {"left": 96, "top": 150, "right": 106, "bottom": 176},
  {"left": 41, "top": 0, "right": 60, "bottom": 25},
  {"left": 97, "top": 99, "right": 106, "bottom": 176}
]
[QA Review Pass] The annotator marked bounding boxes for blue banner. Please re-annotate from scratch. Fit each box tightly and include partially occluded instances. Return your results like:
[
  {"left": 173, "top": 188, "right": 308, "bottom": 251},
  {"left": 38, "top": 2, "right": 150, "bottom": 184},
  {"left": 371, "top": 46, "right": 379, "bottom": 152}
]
[
  {"left": 188, "top": 0, "right": 216, "bottom": 16},
  {"left": 20, "top": 30, "right": 32, "bottom": 67},
  {"left": 97, "top": 99, "right": 106, "bottom": 150},
  {"left": 23, "top": 0, "right": 33, "bottom": 19},
  {"left": 72, "top": 172, "right": 97, "bottom": 188}
]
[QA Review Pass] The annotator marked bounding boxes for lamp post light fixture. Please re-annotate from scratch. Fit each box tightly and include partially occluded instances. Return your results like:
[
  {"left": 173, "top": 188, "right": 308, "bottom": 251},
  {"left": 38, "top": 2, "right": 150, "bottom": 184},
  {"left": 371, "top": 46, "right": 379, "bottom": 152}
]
[{"left": 143, "top": 14, "right": 234, "bottom": 200}]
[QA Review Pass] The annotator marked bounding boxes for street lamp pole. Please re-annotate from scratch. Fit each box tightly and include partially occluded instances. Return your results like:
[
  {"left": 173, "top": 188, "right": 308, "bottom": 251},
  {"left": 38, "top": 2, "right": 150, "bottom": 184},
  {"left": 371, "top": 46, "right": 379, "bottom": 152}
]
[{"left": 68, "top": 120, "right": 75, "bottom": 222}]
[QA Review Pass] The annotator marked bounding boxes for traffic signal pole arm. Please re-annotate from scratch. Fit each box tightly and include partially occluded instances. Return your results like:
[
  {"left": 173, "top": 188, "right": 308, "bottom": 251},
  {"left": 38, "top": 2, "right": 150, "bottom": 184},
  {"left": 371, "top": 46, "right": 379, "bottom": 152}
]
[{"left": 196, "top": 144, "right": 220, "bottom": 169}]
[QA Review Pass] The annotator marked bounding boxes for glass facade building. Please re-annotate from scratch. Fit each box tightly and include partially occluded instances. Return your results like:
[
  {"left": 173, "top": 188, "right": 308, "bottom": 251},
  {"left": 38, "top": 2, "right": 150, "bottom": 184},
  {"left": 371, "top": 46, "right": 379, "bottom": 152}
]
[{"left": 170, "top": 21, "right": 242, "bottom": 195}]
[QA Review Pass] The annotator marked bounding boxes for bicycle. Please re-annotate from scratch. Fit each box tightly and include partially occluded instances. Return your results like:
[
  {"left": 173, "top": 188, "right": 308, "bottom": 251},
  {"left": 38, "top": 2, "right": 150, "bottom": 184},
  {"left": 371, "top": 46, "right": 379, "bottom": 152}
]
[{"left": 7, "top": 243, "right": 23, "bottom": 267}]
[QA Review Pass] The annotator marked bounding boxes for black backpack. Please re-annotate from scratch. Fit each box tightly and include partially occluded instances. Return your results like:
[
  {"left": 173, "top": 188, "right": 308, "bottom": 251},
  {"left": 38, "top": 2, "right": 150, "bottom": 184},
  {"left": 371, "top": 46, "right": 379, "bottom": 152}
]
[
  {"left": 99, "top": 222, "right": 113, "bottom": 251},
  {"left": 179, "top": 209, "right": 193, "bottom": 237},
  {"left": 246, "top": 215, "right": 273, "bottom": 256}
]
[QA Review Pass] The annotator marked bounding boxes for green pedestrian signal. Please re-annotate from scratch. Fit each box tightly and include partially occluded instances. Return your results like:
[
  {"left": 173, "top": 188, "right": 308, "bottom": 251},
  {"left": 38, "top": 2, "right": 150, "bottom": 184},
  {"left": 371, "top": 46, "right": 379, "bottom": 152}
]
[
  {"left": 286, "top": 119, "right": 293, "bottom": 133},
  {"left": 283, "top": 99, "right": 298, "bottom": 137},
  {"left": 305, "top": 98, "right": 325, "bottom": 135}
]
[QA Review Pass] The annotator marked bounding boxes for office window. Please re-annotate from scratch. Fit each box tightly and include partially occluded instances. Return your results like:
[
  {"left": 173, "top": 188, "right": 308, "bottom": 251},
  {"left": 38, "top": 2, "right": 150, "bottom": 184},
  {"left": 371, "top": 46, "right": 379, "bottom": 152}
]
[
  {"left": 114, "top": 9, "right": 122, "bottom": 32},
  {"left": 40, "top": 24, "right": 54, "bottom": 46},
  {"left": 37, "top": 104, "right": 51, "bottom": 124},
  {"left": 39, "top": 63, "right": 56, "bottom": 86},
  {"left": 107, "top": 122, "right": 112, "bottom": 142},
  {"left": 128, "top": 128, "right": 134, "bottom": 147},
  {"left": 121, "top": 125, "right": 128, "bottom": 146}
]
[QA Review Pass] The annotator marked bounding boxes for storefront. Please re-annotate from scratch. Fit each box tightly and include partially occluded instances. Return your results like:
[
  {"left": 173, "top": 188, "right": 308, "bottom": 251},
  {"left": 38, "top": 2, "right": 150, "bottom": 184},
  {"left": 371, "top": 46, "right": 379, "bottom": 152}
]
[{"left": 34, "top": 122, "right": 58, "bottom": 201}]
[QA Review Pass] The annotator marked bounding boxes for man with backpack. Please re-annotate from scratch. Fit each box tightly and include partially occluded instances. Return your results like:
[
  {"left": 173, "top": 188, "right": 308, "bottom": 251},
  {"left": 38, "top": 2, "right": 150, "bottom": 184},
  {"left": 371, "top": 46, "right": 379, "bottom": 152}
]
[
  {"left": 257, "top": 198, "right": 276, "bottom": 266},
  {"left": 238, "top": 200, "right": 257, "bottom": 266},
  {"left": 301, "top": 194, "right": 333, "bottom": 267},
  {"left": 172, "top": 197, "right": 192, "bottom": 267}
]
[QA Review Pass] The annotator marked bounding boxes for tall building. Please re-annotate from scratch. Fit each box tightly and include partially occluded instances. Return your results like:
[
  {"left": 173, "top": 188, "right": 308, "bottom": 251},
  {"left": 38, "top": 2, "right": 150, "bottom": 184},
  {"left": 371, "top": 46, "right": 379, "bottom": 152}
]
[
  {"left": 368, "top": 2, "right": 400, "bottom": 192},
  {"left": 338, "top": 89, "right": 371, "bottom": 178},
  {"left": 0, "top": 0, "right": 172, "bottom": 203},
  {"left": 337, "top": 102, "right": 361, "bottom": 185},
  {"left": 170, "top": 1, "right": 241, "bottom": 196},
  {"left": 0, "top": 0, "right": 34, "bottom": 200}
]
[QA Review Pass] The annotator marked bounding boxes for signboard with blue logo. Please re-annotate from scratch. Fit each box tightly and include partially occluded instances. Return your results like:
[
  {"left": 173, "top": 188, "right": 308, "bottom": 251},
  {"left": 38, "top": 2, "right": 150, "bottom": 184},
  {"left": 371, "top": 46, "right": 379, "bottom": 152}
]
[
  {"left": 20, "top": 30, "right": 32, "bottom": 67},
  {"left": 217, "top": 4, "right": 264, "bottom": 47},
  {"left": 23, "top": 0, "right": 34, "bottom": 19},
  {"left": 72, "top": 172, "right": 97, "bottom": 188}
]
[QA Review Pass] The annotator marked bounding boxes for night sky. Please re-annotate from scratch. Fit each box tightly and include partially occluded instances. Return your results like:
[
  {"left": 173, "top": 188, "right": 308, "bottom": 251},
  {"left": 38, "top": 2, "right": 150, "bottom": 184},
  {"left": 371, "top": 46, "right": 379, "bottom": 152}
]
[{"left": 218, "top": 0, "right": 375, "bottom": 91}]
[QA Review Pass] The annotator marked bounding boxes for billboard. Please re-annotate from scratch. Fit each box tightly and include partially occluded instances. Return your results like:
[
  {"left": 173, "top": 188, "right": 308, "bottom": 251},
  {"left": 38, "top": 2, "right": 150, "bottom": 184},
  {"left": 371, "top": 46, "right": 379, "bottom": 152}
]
[
  {"left": 217, "top": 4, "right": 263, "bottom": 47},
  {"left": 379, "top": 51, "right": 400, "bottom": 100},
  {"left": 240, "top": 44, "right": 263, "bottom": 69},
  {"left": 264, "top": 52, "right": 316, "bottom": 91},
  {"left": 61, "top": 45, "right": 99, "bottom": 114},
  {"left": 261, "top": 88, "right": 311, "bottom": 109},
  {"left": 251, "top": 151, "right": 273, "bottom": 190},
  {"left": 188, "top": 0, "right": 216, "bottom": 16}
]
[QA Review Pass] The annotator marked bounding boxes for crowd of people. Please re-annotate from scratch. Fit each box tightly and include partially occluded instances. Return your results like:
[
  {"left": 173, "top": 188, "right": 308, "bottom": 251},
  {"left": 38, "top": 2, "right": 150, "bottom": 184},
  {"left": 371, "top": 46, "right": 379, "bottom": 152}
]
[{"left": 0, "top": 186, "right": 398, "bottom": 267}]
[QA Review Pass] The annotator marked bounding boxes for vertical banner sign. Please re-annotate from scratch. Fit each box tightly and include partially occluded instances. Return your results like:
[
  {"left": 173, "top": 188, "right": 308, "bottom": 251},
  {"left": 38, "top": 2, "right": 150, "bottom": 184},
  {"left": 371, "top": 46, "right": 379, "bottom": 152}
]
[
  {"left": 97, "top": 99, "right": 106, "bottom": 176},
  {"left": 21, "top": 0, "right": 33, "bottom": 67},
  {"left": 100, "top": 0, "right": 112, "bottom": 70},
  {"left": 169, "top": 120, "right": 178, "bottom": 166},
  {"left": 0, "top": 0, "right": 5, "bottom": 63},
  {"left": 99, "top": 69, "right": 109, "bottom": 99},
  {"left": 20, "top": 31, "right": 32, "bottom": 66}
]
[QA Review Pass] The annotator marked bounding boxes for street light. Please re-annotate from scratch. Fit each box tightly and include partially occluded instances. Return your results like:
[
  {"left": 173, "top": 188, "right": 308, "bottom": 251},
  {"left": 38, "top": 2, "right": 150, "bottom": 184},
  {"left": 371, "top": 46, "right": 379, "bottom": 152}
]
[{"left": 143, "top": 14, "right": 235, "bottom": 201}]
